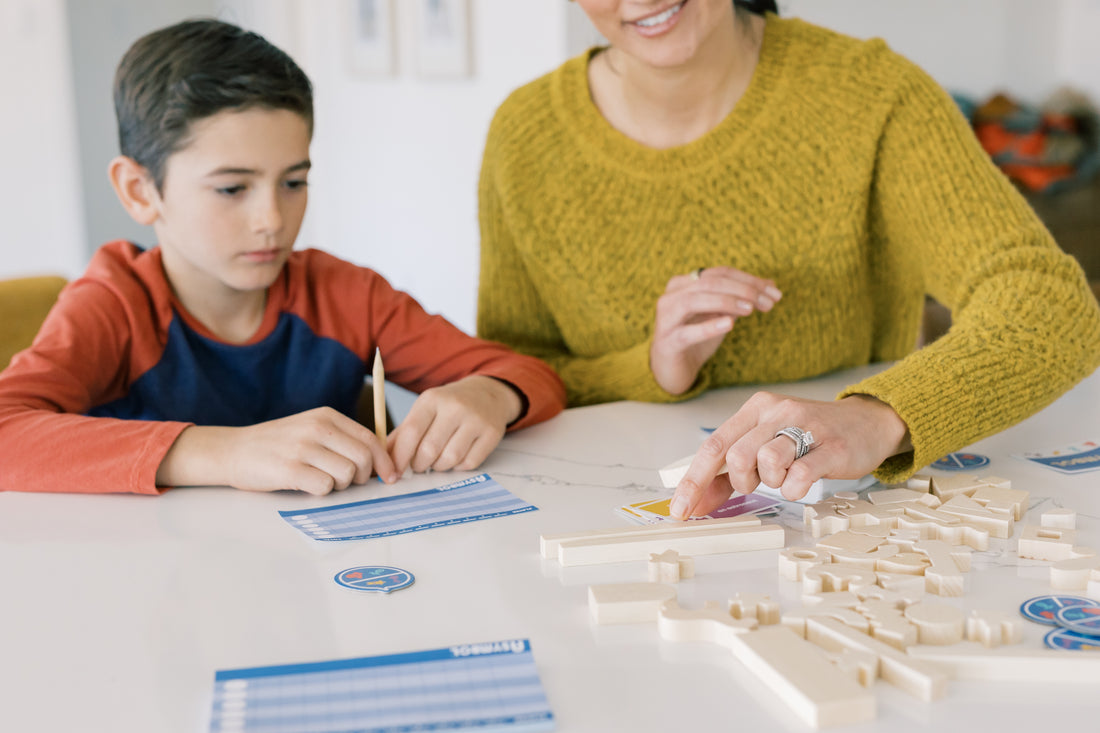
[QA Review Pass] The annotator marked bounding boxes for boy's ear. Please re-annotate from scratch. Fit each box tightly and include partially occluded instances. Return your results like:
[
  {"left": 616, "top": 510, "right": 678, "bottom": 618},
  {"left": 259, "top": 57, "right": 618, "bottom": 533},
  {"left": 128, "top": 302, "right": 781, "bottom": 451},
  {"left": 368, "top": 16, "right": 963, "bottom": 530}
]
[{"left": 108, "top": 155, "right": 160, "bottom": 226}]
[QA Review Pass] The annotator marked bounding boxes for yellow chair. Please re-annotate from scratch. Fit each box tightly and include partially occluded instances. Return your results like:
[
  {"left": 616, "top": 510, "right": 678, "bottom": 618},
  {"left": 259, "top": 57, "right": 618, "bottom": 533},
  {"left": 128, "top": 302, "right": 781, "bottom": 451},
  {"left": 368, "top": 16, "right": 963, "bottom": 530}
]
[{"left": 0, "top": 276, "right": 68, "bottom": 369}]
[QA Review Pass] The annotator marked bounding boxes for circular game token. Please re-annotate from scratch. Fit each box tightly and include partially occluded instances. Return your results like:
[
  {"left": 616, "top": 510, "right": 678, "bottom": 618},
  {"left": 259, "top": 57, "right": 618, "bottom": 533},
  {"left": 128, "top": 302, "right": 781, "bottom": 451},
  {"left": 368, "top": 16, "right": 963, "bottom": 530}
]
[
  {"left": 1054, "top": 604, "right": 1100, "bottom": 637},
  {"left": 1044, "top": 626, "right": 1100, "bottom": 651},
  {"left": 1019, "top": 595, "right": 1100, "bottom": 626},
  {"left": 930, "top": 452, "right": 990, "bottom": 471},
  {"left": 334, "top": 565, "right": 414, "bottom": 594}
]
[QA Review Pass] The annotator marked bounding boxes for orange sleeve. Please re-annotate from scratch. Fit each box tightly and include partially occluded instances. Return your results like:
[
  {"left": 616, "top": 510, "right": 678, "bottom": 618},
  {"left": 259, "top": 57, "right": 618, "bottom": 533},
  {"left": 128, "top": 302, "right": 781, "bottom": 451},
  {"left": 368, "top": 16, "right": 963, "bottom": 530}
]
[{"left": 0, "top": 276, "right": 189, "bottom": 495}]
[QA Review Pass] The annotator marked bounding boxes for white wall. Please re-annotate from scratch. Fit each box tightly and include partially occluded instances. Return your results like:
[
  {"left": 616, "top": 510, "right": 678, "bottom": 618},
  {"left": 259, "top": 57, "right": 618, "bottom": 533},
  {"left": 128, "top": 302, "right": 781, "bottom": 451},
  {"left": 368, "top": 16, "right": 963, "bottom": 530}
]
[
  {"left": 0, "top": 0, "right": 85, "bottom": 279},
  {"left": 2, "top": 1, "right": 1098, "bottom": 330}
]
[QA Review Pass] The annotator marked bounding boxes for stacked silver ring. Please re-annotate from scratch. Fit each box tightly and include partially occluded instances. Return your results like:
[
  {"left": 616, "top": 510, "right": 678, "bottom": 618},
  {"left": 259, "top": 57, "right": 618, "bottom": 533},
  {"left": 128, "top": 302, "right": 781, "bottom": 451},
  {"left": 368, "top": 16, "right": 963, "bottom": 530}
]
[{"left": 775, "top": 426, "right": 814, "bottom": 459}]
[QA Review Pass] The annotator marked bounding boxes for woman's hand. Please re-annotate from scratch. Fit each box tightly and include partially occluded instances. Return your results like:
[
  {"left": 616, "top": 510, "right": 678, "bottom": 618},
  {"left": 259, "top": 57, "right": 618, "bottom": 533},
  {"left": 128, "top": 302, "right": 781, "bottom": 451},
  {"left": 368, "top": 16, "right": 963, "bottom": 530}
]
[
  {"left": 670, "top": 392, "right": 911, "bottom": 518},
  {"left": 649, "top": 267, "right": 781, "bottom": 395}
]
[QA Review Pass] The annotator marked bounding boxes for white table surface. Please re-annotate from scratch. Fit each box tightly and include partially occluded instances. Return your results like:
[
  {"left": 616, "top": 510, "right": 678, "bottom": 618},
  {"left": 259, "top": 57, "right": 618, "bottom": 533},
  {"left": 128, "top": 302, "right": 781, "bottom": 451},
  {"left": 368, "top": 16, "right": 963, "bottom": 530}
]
[{"left": 2, "top": 363, "right": 1099, "bottom": 732}]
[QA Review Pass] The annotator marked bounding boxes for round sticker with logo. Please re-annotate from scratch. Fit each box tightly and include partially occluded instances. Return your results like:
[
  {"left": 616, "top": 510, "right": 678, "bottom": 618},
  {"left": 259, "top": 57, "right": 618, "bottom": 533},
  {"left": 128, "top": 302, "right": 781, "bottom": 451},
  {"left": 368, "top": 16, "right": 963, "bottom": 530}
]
[
  {"left": 334, "top": 565, "right": 415, "bottom": 594},
  {"left": 1055, "top": 604, "right": 1100, "bottom": 637},
  {"left": 930, "top": 452, "right": 990, "bottom": 471},
  {"left": 1019, "top": 595, "right": 1100, "bottom": 626},
  {"left": 1044, "top": 627, "right": 1100, "bottom": 651}
]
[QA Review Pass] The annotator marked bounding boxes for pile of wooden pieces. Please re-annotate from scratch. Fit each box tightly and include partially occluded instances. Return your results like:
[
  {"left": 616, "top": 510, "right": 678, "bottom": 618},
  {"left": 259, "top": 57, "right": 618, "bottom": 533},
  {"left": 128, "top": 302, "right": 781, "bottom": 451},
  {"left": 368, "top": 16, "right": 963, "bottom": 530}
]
[{"left": 542, "top": 474, "right": 1100, "bottom": 728}]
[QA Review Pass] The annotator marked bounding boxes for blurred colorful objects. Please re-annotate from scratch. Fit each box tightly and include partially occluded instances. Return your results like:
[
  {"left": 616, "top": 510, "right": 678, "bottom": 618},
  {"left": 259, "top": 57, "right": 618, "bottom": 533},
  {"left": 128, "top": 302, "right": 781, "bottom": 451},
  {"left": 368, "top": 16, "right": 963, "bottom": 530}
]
[{"left": 954, "top": 89, "right": 1100, "bottom": 194}]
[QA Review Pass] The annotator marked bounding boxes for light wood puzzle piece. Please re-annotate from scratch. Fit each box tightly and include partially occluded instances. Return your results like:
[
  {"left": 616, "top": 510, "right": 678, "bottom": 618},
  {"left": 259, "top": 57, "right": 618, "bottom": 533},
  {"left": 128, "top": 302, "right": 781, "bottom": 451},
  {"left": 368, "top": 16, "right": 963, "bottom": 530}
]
[
  {"left": 868, "top": 488, "right": 934, "bottom": 506},
  {"left": 970, "top": 484, "right": 1028, "bottom": 521},
  {"left": 903, "top": 603, "right": 966, "bottom": 645},
  {"left": 823, "top": 648, "right": 879, "bottom": 688},
  {"left": 657, "top": 599, "right": 758, "bottom": 645},
  {"left": 804, "top": 501, "right": 851, "bottom": 538},
  {"left": 540, "top": 515, "right": 761, "bottom": 558},
  {"left": 588, "top": 583, "right": 678, "bottom": 625},
  {"left": 826, "top": 544, "right": 900, "bottom": 571},
  {"left": 726, "top": 626, "right": 877, "bottom": 728},
  {"left": 816, "top": 530, "right": 886, "bottom": 555},
  {"left": 913, "top": 540, "right": 970, "bottom": 597},
  {"left": 647, "top": 550, "right": 694, "bottom": 583},
  {"left": 804, "top": 616, "right": 949, "bottom": 701},
  {"left": 730, "top": 592, "right": 781, "bottom": 625},
  {"left": 937, "top": 494, "right": 1014, "bottom": 539},
  {"left": 930, "top": 474, "right": 987, "bottom": 500},
  {"left": 857, "top": 598, "right": 919, "bottom": 650},
  {"left": 907, "top": 642, "right": 1100, "bottom": 683},
  {"left": 1041, "top": 508, "right": 1077, "bottom": 529},
  {"left": 1050, "top": 554, "right": 1100, "bottom": 591},
  {"left": 907, "top": 474, "right": 932, "bottom": 491},
  {"left": 783, "top": 606, "right": 871, "bottom": 637},
  {"left": 1017, "top": 525, "right": 1093, "bottom": 562},
  {"left": 778, "top": 546, "right": 831, "bottom": 581},
  {"left": 802, "top": 564, "right": 878, "bottom": 596},
  {"left": 965, "top": 610, "right": 1024, "bottom": 648}
]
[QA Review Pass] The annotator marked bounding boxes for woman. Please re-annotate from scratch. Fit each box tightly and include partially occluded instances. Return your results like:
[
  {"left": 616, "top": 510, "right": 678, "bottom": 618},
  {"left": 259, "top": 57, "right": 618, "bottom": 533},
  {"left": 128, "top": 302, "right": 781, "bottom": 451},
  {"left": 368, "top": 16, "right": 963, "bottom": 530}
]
[{"left": 476, "top": 0, "right": 1100, "bottom": 515}]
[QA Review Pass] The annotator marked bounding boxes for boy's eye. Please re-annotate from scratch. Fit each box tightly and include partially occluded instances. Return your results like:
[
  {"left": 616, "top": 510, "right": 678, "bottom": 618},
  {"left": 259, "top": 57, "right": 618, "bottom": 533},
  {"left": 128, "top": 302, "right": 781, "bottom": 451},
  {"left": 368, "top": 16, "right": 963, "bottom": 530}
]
[
  {"left": 215, "top": 185, "right": 246, "bottom": 196},
  {"left": 285, "top": 179, "right": 309, "bottom": 191}
]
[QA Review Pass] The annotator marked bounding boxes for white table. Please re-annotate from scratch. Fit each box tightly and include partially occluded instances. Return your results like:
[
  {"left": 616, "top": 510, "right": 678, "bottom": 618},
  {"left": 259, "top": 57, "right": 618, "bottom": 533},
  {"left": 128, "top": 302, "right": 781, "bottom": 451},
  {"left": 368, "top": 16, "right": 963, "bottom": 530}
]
[{"left": 2, "top": 364, "right": 1098, "bottom": 732}]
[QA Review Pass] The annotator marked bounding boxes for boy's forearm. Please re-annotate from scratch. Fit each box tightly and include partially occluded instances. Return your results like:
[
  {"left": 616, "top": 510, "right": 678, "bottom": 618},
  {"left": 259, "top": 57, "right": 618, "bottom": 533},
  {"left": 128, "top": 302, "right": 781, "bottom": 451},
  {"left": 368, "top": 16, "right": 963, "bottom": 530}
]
[{"left": 155, "top": 425, "right": 235, "bottom": 488}]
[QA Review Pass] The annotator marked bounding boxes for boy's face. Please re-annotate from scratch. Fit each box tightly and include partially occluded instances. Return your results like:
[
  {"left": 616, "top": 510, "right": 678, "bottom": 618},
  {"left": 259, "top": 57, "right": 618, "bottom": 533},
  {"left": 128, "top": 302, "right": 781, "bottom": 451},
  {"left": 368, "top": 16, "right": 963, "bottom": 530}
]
[{"left": 150, "top": 107, "right": 311, "bottom": 300}]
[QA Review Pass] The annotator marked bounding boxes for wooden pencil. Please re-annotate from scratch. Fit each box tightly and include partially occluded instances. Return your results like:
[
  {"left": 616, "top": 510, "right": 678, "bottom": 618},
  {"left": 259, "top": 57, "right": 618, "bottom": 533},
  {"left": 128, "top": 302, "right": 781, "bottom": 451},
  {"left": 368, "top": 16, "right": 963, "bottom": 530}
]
[{"left": 372, "top": 348, "right": 386, "bottom": 443}]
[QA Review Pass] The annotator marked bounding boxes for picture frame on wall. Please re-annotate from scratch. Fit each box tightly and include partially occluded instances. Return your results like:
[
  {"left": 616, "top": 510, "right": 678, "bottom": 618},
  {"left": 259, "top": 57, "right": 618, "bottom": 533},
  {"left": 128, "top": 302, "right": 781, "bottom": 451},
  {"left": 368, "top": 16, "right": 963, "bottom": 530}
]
[
  {"left": 416, "top": 0, "right": 472, "bottom": 78},
  {"left": 347, "top": 0, "right": 396, "bottom": 77}
]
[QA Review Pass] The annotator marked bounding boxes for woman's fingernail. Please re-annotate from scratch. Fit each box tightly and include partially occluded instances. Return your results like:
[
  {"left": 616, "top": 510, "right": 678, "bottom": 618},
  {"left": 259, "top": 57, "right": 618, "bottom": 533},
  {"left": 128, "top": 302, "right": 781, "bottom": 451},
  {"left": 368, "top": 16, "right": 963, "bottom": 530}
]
[
  {"left": 766, "top": 286, "right": 782, "bottom": 300},
  {"left": 737, "top": 300, "right": 753, "bottom": 313},
  {"left": 756, "top": 295, "right": 774, "bottom": 310},
  {"left": 670, "top": 495, "right": 689, "bottom": 519},
  {"left": 715, "top": 317, "right": 733, "bottom": 332}
]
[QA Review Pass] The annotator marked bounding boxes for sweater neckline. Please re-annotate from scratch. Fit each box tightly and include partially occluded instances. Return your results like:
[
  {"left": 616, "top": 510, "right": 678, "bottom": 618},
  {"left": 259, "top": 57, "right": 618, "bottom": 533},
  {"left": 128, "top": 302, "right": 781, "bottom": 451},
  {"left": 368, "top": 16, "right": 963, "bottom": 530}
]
[{"left": 555, "top": 14, "right": 791, "bottom": 177}]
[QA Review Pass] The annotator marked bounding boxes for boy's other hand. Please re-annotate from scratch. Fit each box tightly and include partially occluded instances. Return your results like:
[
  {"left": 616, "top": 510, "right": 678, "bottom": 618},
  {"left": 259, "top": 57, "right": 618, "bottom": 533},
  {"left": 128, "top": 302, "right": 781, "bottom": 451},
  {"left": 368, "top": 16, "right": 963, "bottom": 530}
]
[
  {"left": 389, "top": 375, "right": 521, "bottom": 474},
  {"left": 158, "top": 407, "right": 398, "bottom": 495}
]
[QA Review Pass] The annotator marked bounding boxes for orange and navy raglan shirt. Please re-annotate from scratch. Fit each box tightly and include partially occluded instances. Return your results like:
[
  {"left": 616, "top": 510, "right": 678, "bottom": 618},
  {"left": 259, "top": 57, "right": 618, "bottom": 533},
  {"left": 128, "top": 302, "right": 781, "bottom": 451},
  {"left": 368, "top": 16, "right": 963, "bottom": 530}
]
[{"left": 0, "top": 241, "right": 565, "bottom": 495}]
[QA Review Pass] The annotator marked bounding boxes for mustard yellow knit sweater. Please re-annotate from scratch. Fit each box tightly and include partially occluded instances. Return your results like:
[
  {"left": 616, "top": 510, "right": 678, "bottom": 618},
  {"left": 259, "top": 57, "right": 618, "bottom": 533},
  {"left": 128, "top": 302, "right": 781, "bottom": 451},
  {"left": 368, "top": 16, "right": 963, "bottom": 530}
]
[{"left": 477, "top": 16, "right": 1100, "bottom": 481}]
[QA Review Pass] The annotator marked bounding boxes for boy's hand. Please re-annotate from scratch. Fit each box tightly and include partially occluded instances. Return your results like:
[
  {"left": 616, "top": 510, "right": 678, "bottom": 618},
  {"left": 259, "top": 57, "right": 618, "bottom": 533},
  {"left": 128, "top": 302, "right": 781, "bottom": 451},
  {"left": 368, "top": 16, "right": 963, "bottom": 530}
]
[
  {"left": 157, "top": 407, "right": 398, "bottom": 495},
  {"left": 389, "top": 375, "right": 522, "bottom": 474}
]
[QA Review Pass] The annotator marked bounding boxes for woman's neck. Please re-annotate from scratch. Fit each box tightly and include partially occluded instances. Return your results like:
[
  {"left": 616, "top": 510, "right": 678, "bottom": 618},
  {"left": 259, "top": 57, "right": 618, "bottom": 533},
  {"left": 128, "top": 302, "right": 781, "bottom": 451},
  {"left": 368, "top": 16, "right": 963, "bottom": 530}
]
[{"left": 590, "top": 13, "right": 765, "bottom": 150}]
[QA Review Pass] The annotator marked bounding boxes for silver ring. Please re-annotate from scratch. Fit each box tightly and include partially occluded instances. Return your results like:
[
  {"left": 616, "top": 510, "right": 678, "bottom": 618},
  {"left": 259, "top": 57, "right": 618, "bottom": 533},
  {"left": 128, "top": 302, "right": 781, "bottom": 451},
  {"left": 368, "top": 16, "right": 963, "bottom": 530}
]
[
  {"left": 775, "top": 426, "right": 814, "bottom": 459},
  {"left": 690, "top": 267, "right": 705, "bottom": 281}
]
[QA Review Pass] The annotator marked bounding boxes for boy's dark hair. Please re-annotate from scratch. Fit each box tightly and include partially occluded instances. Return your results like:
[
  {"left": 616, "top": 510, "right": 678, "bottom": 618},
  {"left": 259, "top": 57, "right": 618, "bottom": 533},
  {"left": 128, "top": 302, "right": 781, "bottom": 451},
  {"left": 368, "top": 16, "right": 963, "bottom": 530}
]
[{"left": 113, "top": 18, "right": 313, "bottom": 191}]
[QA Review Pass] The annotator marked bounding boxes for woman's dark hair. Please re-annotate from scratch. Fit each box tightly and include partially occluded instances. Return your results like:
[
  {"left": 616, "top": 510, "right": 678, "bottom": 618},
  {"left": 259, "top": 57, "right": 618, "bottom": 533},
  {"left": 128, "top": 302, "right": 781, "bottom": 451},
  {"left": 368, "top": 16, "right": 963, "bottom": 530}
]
[
  {"left": 113, "top": 18, "right": 313, "bottom": 192},
  {"left": 734, "top": 0, "right": 779, "bottom": 15}
]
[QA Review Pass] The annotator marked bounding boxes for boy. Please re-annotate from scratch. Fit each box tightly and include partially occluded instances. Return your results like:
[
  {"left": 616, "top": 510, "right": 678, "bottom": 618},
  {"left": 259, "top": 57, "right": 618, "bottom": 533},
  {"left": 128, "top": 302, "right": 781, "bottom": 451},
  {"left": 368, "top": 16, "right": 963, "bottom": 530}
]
[{"left": 0, "top": 19, "right": 565, "bottom": 496}]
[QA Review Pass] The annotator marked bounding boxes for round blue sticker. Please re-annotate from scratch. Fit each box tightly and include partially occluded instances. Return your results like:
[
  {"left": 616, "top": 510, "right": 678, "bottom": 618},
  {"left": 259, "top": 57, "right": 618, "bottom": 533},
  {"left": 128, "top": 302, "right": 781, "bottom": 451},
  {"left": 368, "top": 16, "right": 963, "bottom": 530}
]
[
  {"left": 1055, "top": 605, "right": 1100, "bottom": 637},
  {"left": 1044, "top": 626, "right": 1100, "bottom": 651},
  {"left": 930, "top": 452, "right": 990, "bottom": 471},
  {"left": 335, "top": 565, "right": 415, "bottom": 594},
  {"left": 1019, "top": 595, "right": 1100, "bottom": 626}
]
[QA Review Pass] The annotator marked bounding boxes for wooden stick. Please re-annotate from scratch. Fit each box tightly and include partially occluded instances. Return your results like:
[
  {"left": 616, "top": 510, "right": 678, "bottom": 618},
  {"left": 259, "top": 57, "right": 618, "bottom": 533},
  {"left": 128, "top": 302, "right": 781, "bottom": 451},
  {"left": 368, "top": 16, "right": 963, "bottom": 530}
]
[{"left": 372, "top": 347, "right": 386, "bottom": 443}]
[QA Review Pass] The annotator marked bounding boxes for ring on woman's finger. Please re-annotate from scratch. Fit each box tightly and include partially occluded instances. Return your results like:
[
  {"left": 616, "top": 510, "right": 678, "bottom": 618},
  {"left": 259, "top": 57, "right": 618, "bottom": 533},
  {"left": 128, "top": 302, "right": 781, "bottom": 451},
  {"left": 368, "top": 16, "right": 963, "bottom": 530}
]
[
  {"left": 775, "top": 426, "right": 814, "bottom": 460},
  {"left": 690, "top": 267, "right": 705, "bottom": 281}
]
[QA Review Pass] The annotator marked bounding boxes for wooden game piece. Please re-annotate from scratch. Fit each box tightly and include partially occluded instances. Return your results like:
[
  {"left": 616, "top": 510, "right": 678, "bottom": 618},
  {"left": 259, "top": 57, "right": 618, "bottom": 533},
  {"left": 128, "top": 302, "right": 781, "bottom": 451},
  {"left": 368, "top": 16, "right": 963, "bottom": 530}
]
[
  {"left": 930, "top": 474, "right": 986, "bottom": 500},
  {"left": 912, "top": 540, "right": 968, "bottom": 597},
  {"left": 839, "top": 499, "right": 904, "bottom": 530},
  {"left": 856, "top": 585, "right": 924, "bottom": 609},
  {"left": 826, "top": 543, "right": 900, "bottom": 571},
  {"left": 656, "top": 599, "right": 758, "bottom": 644},
  {"left": 897, "top": 505, "right": 990, "bottom": 551},
  {"left": 937, "top": 495, "right": 1014, "bottom": 538},
  {"left": 856, "top": 598, "right": 919, "bottom": 650},
  {"left": 804, "top": 501, "right": 851, "bottom": 538},
  {"left": 730, "top": 593, "right": 781, "bottom": 625},
  {"left": 556, "top": 521, "right": 785, "bottom": 566},
  {"left": 782, "top": 607, "right": 871, "bottom": 637},
  {"left": 868, "top": 488, "right": 930, "bottom": 506},
  {"left": 816, "top": 530, "right": 886, "bottom": 555},
  {"left": 965, "top": 610, "right": 1024, "bottom": 648},
  {"left": 778, "top": 547, "right": 831, "bottom": 581},
  {"left": 907, "top": 474, "right": 932, "bottom": 491},
  {"left": 976, "top": 475, "right": 1012, "bottom": 489},
  {"left": 801, "top": 591, "right": 861, "bottom": 608},
  {"left": 1050, "top": 554, "right": 1100, "bottom": 590},
  {"left": 726, "top": 626, "right": 877, "bottom": 728},
  {"left": 823, "top": 648, "right": 879, "bottom": 687},
  {"left": 802, "top": 564, "right": 877, "bottom": 596},
  {"left": 875, "top": 551, "right": 930, "bottom": 575},
  {"left": 970, "top": 484, "right": 1029, "bottom": 520},
  {"left": 907, "top": 642, "right": 1100, "bottom": 683},
  {"left": 588, "top": 583, "right": 678, "bottom": 624},
  {"left": 833, "top": 490, "right": 860, "bottom": 501},
  {"left": 903, "top": 603, "right": 966, "bottom": 645},
  {"left": 804, "top": 617, "right": 949, "bottom": 701},
  {"left": 539, "top": 515, "right": 762, "bottom": 558},
  {"left": 874, "top": 573, "right": 929, "bottom": 598},
  {"left": 1041, "top": 508, "right": 1077, "bottom": 530},
  {"left": 845, "top": 523, "right": 894, "bottom": 539},
  {"left": 647, "top": 550, "right": 694, "bottom": 583},
  {"left": 1017, "top": 525, "right": 1093, "bottom": 562}
]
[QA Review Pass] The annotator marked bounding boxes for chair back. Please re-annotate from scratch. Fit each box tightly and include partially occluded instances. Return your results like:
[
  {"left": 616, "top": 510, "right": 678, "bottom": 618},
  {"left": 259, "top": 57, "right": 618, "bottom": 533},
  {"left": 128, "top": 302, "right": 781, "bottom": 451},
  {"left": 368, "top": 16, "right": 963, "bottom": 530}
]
[{"left": 0, "top": 276, "right": 68, "bottom": 369}]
